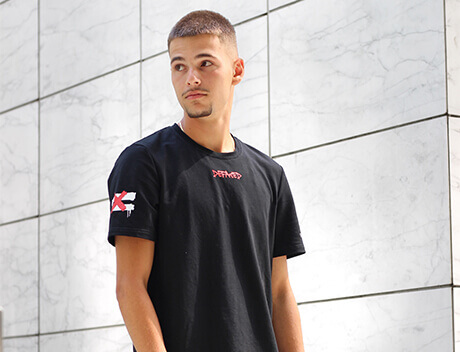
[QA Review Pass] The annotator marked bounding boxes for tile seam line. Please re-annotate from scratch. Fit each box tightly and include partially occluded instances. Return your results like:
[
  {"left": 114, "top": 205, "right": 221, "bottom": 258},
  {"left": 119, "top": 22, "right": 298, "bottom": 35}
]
[
  {"left": 0, "top": 198, "right": 109, "bottom": 228},
  {"left": 38, "top": 60, "right": 143, "bottom": 101},
  {"left": 268, "top": 0, "right": 305, "bottom": 13},
  {"left": 37, "top": 0, "right": 41, "bottom": 348},
  {"left": 39, "top": 198, "right": 109, "bottom": 218},
  {"left": 448, "top": 115, "right": 456, "bottom": 352},
  {"left": 2, "top": 323, "right": 126, "bottom": 340},
  {"left": 0, "top": 50, "right": 165, "bottom": 117},
  {"left": 272, "top": 113, "right": 447, "bottom": 159},
  {"left": 443, "top": 0, "right": 449, "bottom": 119},
  {"left": 0, "top": 59, "right": 137, "bottom": 116},
  {"left": 233, "top": 12, "right": 268, "bottom": 27},
  {"left": 0, "top": 99, "right": 40, "bottom": 116},
  {"left": 445, "top": 0, "right": 456, "bottom": 332},
  {"left": 297, "top": 283, "right": 452, "bottom": 306}
]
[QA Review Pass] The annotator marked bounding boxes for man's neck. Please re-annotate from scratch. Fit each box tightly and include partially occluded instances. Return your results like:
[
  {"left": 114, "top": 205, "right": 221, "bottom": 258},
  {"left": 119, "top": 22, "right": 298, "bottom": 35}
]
[{"left": 179, "top": 115, "right": 235, "bottom": 153}]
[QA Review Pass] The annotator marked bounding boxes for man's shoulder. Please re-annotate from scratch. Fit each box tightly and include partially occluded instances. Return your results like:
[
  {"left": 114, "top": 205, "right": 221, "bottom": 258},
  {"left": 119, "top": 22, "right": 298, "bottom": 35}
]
[
  {"left": 113, "top": 125, "right": 179, "bottom": 167},
  {"left": 238, "top": 139, "right": 283, "bottom": 174},
  {"left": 123, "top": 125, "right": 177, "bottom": 154},
  {"left": 134, "top": 124, "right": 177, "bottom": 149}
]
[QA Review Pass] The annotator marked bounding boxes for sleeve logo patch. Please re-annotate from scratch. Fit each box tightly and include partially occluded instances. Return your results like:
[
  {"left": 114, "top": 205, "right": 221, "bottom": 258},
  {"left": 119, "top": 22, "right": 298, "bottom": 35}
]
[
  {"left": 212, "top": 169, "right": 242, "bottom": 180},
  {"left": 111, "top": 191, "right": 136, "bottom": 217}
]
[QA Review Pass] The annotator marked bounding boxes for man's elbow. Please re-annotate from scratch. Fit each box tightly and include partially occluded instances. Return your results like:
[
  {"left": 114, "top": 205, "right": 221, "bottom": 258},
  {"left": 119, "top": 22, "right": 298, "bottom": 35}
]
[
  {"left": 116, "top": 276, "right": 146, "bottom": 304},
  {"left": 272, "top": 277, "right": 295, "bottom": 304},
  {"left": 116, "top": 278, "right": 129, "bottom": 304}
]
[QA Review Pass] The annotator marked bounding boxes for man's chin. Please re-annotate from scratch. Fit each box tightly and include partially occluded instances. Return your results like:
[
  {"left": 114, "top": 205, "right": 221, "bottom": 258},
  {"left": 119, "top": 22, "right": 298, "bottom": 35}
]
[{"left": 186, "top": 108, "right": 213, "bottom": 119}]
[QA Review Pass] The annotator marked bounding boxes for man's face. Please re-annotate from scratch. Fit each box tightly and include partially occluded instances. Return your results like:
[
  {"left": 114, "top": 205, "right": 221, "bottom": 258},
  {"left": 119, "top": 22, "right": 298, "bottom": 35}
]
[{"left": 169, "top": 34, "right": 242, "bottom": 119}]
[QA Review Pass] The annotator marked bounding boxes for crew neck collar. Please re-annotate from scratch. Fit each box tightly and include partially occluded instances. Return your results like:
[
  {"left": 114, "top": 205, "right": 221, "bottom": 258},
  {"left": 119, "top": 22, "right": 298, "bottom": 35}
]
[{"left": 172, "top": 123, "right": 242, "bottom": 159}]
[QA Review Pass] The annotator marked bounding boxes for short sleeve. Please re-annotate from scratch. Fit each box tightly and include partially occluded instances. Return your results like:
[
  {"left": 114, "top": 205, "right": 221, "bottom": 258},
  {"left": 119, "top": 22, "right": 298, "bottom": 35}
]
[
  {"left": 107, "top": 143, "right": 160, "bottom": 246},
  {"left": 272, "top": 169, "right": 305, "bottom": 259}
]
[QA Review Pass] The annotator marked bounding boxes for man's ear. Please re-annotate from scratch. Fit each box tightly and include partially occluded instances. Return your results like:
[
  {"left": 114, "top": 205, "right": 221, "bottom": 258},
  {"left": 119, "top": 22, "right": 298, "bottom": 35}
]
[{"left": 232, "top": 58, "right": 245, "bottom": 85}]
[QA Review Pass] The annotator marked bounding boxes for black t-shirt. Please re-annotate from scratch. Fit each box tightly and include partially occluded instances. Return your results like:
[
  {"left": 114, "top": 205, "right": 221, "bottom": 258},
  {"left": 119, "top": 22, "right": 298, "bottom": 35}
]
[{"left": 108, "top": 124, "right": 305, "bottom": 352}]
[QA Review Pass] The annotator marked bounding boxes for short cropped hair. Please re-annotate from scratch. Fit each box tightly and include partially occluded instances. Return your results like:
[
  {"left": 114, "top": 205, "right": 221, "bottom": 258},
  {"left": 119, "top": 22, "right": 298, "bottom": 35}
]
[{"left": 168, "top": 10, "right": 237, "bottom": 51}]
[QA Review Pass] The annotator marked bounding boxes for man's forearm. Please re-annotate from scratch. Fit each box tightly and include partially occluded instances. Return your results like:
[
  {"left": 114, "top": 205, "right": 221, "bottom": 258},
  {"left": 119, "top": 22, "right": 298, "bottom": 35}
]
[
  {"left": 272, "top": 288, "right": 305, "bottom": 352},
  {"left": 117, "top": 282, "right": 167, "bottom": 352}
]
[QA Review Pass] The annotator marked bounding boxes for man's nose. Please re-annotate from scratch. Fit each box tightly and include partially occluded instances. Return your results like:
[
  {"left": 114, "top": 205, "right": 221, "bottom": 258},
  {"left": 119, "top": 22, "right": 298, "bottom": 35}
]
[{"left": 186, "top": 69, "right": 201, "bottom": 86}]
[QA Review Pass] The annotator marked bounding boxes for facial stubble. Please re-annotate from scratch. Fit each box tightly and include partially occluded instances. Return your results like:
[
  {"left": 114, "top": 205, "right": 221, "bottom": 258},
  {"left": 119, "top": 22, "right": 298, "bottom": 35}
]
[{"left": 184, "top": 103, "right": 213, "bottom": 118}]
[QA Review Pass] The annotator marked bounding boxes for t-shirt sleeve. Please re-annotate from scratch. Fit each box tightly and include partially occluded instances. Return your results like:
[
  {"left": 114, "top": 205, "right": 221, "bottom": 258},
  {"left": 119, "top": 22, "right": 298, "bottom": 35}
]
[
  {"left": 107, "top": 143, "right": 160, "bottom": 246},
  {"left": 273, "top": 169, "right": 305, "bottom": 259}
]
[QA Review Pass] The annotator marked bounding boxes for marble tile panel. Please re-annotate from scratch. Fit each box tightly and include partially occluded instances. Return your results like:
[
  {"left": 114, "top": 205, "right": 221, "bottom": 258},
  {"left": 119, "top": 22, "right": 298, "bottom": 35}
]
[
  {"left": 300, "top": 288, "right": 453, "bottom": 351},
  {"left": 455, "top": 287, "right": 460, "bottom": 350},
  {"left": 0, "top": 219, "right": 38, "bottom": 337},
  {"left": 232, "top": 16, "right": 269, "bottom": 155},
  {"left": 40, "top": 0, "right": 139, "bottom": 96},
  {"left": 451, "top": 117, "right": 460, "bottom": 284},
  {"left": 40, "top": 65, "right": 140, "bottom": 214},
  {"left": 39, "top": 326, "right": 131, "bottom": 352},
  {"left": 269, "top": 0, "right": 446, "bottom": 155},
  {"left": 0, "top": 103, "right": 38, "bottom": 224},
  {"left": 3, "top": 336, "right": 38, "bottom": 352},
  {"left": 141, "top": 54, "right": 183, "bottom": 137},
  {"left": 278, "top": 118, "right": 450, "bottom": 302},
  {"left": 0, "top": 0, "right": 38, "bottom": 112},
  {"left": 447, "top": 0, "right": 460, "bottom": 115},
  {"left": 39, "top": 201, "right": 122, "bottom": 333},
  {"left": 141, "top": 0, "right": 266, "bottom": 58}
]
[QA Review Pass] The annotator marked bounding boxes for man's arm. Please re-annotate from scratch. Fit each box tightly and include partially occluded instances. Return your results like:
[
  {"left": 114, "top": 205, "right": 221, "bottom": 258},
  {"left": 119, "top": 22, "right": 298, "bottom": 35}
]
[
  {"left": 272, "top": 255, "right": 305, "bottom": 352},
  {"left": 115, "top": 236, "right": 167, "bottom": 352}
]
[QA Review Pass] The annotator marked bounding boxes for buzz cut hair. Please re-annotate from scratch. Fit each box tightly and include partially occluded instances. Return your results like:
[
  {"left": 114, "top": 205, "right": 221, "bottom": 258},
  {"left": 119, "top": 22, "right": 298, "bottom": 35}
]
[{"left": 168, "top": 10, "right": 237, "bottom": 52}]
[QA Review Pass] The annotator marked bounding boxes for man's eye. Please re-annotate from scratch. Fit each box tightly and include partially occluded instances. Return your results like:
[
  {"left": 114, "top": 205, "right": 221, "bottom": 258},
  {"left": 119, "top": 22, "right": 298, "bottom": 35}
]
[
  {"left": 201, "top": 61, "right": 212, "bottom": 67},
  {"left": 174, "top": 64, "right": 185, "bottom": 71}
]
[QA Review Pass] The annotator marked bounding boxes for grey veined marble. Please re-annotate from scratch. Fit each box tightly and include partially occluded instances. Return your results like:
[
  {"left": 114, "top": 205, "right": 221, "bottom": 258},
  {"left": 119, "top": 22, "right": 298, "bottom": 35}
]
[
  {"left": 0, "top": 219, "right": 38, "bottom": 337},
  {"left": 3, "top": 336, "right": 38, "bottom": 352},
  {"left": 39, "top": 202, "right": 122, "bottom": 333},
  {"left": 447, "top": 0, "right": 460, "bottom": 115},
  {"left": 279, "top": 117, "right": 450, "bottom": 302},
  {"left": 232, "top": 16, "right": 269, "bottom": 155},
  {"left": 0, "top": 103, "right": 38, "bottom": 224},
  {"left": 40, "top": 65, "right": 140, "bottom": 214},
  {"left": 40, "top": 0, "right": 139, "bottom": 96},
  {"left": 0, "top": 0, "right": 38, "bottom": 112},
  {"left": 300, "top": 288, "right": 453, "bottom": 351},
  {"left": 451, "top": 117, "right": 460, "bottom": 284},
  {"left": 39, "top": 326, "right": 131, "bottom": 352},
  {"left": 269, "top": 0, "right": 446, "bottom": 155}
]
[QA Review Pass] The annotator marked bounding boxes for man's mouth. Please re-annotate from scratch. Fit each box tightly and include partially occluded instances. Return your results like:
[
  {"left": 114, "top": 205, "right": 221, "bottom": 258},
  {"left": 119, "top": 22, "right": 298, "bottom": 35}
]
[{"left": 184, "top": 90, "right": 208, "bottom": 100}]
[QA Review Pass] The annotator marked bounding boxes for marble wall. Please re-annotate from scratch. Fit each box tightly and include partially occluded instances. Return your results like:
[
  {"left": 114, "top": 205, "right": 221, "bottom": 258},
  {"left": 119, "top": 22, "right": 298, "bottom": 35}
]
[{"left": 0, "top": 0, "right": 458, "bottom": 350}]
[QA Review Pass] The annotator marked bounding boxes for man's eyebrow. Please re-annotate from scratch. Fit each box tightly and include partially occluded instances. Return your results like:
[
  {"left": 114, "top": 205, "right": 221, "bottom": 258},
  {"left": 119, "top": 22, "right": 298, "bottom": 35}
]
[
  {"left": 170, "top": 56, "right": 184, "bottom": 65},
  {"left": 195, "top": 53, "right": 216, "bottom": 60},
  {"left": 170, "top": 53, "right": 217, "bottom": 65}
]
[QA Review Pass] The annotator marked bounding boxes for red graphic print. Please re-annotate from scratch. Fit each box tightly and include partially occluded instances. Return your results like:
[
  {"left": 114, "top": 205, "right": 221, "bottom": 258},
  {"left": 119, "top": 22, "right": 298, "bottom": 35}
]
[
  {"left": 212, "top": 170, "right": 242, "bottom": 180},
  {"left": 111, "top": 190, "right": 127, "bottom": 213}
]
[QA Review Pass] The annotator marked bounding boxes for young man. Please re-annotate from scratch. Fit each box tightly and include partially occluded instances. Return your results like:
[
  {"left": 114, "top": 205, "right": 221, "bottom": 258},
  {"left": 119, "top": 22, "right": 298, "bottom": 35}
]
[{"left": 108, "top": 10, "right": 305, "bottom": 352}]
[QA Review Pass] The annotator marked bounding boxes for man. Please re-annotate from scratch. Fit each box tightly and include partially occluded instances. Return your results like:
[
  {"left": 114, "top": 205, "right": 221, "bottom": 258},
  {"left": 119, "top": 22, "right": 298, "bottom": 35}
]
[{"left": 108, "top": 10, "right": 305, "bottom": 352}]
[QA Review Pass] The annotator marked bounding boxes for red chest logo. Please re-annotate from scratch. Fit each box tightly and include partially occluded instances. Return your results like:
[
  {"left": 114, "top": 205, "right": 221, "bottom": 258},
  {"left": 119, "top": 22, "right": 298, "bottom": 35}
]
[{"left": 212, "top": 169, "right": 242, "bottom": 180}]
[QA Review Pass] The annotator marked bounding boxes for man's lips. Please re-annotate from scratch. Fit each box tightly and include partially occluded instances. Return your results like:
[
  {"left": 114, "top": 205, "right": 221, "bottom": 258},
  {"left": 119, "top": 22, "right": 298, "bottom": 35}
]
[{"left": 183, "top": 90, "right": 208, "bottom": 100}]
